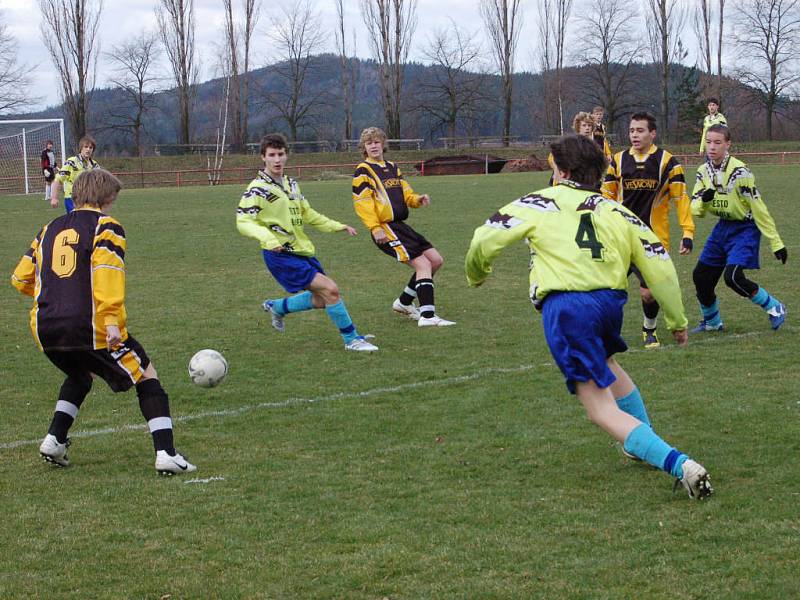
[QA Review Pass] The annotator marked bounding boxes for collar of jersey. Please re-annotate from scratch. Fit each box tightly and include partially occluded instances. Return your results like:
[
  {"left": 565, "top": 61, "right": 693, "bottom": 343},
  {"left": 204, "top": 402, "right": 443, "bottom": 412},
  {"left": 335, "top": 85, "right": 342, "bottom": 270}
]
[
  {"left": 558, "top": 179, "right": 601, "bottom": 192},
  {"left": 365, "top": 157, "right": 387, "bottom": 167},
  {"left": 628, "top": 144, "right": 658, "bottom": 159},
  {"left": 258, "top": 170, "right": 285, "bottom": 187}
]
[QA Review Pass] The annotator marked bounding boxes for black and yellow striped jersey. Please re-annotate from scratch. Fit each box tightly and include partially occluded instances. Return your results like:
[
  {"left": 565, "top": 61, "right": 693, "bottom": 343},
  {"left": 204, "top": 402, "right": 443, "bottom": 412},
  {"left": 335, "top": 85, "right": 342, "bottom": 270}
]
[
  {"left": 601, "top": 145, "right": 694, "bottom": 251},
  {"left": 352, "top": 158, "right": 422, "bottom": 232},
  {"left": 11, "top": 207, "right": 128, "bottom": 351}
]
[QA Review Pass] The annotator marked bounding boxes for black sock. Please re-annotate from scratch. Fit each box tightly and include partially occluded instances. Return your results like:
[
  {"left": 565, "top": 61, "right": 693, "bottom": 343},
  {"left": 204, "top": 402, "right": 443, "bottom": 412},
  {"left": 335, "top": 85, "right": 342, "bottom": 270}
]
[
  {"left": 417, "top": 278, "right": 435, "bottom": 318},
  {"left": 136, "top": 379, "right": 175, "bottom": 455},
  {"left": 48, "top": 377, "right": 91, "bottom": 443},
  {"left": 398, "top": 274, "right": 417, "bottom": 306},
  {"left": 642, "top": 298, "right": 660, "bottom": 329}
]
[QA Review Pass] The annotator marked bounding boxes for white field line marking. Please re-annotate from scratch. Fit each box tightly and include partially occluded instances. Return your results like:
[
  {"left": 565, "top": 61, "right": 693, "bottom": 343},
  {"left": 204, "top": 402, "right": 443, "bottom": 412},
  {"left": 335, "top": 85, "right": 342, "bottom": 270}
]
[
  {"left": 0, "top": 328, "right": 774, "bottom": 451},
  {"left": 184, "top": 476, "right": 226, "bottom": 484}
]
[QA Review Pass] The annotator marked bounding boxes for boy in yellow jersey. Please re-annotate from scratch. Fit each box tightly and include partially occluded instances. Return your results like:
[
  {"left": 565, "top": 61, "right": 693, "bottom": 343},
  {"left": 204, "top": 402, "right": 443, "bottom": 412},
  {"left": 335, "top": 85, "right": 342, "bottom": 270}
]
[
  {"left": 466, "top": 134, "right": 712, "bottom": 499},
  {"left": 50, "top": 135, "right": 100, "bottom": 213},
  {"left": 691, "top": 124, "right": 787, "bottom": 331},
  {"left": 699, "top": 98, "right": 727, "bottom": 155},
  {"left": 237, "top": 133, "right": 378, "bottom": 352},
  {"left": 602, "top": 112, "right": 695, "bottom": 349},
  {"left": 11, "top": 169, "right": 196, "bottom": 475},
  {"left": 352, "top": 127, "right": 455, "bottom": 327}
]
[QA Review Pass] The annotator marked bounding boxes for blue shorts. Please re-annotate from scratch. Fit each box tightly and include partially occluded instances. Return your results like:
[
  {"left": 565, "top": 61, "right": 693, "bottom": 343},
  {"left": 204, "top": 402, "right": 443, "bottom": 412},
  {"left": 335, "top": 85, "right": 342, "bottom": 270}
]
[
  {"left": 262, "top": 250, "right": 325, "bottom": 293},
  {"left": 541, "top": 290, "right": 629, "bottom": 394},
  {"left": 64, "top": 197, "right": 75, "bottom": 213},
  {"left": 699, "top": 220, "right": 761, "bottom": 269}
]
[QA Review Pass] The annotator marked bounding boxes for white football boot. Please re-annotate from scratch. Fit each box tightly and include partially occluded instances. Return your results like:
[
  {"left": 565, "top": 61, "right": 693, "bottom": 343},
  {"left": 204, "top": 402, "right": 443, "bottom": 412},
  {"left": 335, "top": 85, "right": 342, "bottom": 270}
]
[
  {"left": 345, "top": 336, "right": 379, "bottom": 352},
  {"left": 39, "top": 434, "right": 70, "bottom": 467},
  {"left": 675, "top": 459, "right": 713, "bottom": 499},
  {"left": 392, "top": 298, "right": 421, "bottom": 321},
  {"left": 262, "top": 300, "right": 286, "bottom": 333},
  {"left": 418, "top": 315, "right": 456, "bottom": 327},
  {"left": 155, "top": 450, "right": 197, "bottom": 476}
]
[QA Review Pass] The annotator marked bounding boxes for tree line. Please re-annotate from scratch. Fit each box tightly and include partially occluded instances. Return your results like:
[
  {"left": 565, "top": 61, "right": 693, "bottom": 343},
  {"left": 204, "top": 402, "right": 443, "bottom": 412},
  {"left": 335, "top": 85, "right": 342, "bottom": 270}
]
[{"left": 2, "top": 0, "right": 799, "bottom": 155}]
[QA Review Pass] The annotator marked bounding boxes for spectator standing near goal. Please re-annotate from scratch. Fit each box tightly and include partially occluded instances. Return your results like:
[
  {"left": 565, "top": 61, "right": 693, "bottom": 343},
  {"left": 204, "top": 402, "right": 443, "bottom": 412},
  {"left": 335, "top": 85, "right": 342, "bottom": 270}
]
[
  {"left": 601, "top": 112, "right": 695, "bottom": 349},
  {"left": 51, "top": 135, "right": 100, "bottom": 213},
  {"left": 351, "top": 126, "right": 455, "bottom": 327},
  {"left": 691, "top": 124, "right": 787, "bottom": 332},
  {"left": 465, "top": 134, "right": 711, "bottom": 499},
  {"left": 699, "top": 98, "right": 727, "bottom": 155},
  {"left": 237, "top": 133, "right": 378, "bottom": 352},
  {"left": 11, "top": 169, "right": 196, "bottom": 475},
  {"left": 40, "top": 140, "right": 57, "bottom": 203}
]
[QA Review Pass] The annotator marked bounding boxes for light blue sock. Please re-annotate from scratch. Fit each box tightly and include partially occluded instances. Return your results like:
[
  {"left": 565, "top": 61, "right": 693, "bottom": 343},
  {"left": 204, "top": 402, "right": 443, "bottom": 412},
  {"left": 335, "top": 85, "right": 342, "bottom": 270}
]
[
  {"left": 615, "top": 387, "right": 651, "bottom": 427},
  {"left": 623, "top": 424, "right": 687, "bottom": 477},
  {"left": 750, "top": 287, "right": 779, "bottom": 312},
  {"left": 325, "top": 300, "right": 358, "bottom": 344},
  {"left": 700, "top": 299, "right": 723, "bottom": 327},
  {"left": 271, "top": 292, "right": 314, "bottom": 316}
]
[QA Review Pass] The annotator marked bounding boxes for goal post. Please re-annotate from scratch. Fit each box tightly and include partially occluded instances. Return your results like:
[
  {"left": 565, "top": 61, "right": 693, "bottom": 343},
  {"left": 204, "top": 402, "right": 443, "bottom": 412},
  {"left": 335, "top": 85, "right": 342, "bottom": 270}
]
[{"left": 0, "top": 118, "right": 66, "bottom": 195}]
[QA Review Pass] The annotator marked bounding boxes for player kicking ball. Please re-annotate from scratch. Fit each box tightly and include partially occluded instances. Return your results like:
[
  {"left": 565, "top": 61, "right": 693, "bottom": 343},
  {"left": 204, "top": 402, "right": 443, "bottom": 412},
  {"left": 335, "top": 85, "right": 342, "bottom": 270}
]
[
  {"left": 237, "top": 133, "right": 377, "bottom": 352},
  {"left": 465, "top": 135, "right": 712, "bottom": 499},
  {"left": 691, "top": 124, "right": 787, "bottom": 332},
  {"left": 11, "top": 169, "right": 196, "bottom": 475}
]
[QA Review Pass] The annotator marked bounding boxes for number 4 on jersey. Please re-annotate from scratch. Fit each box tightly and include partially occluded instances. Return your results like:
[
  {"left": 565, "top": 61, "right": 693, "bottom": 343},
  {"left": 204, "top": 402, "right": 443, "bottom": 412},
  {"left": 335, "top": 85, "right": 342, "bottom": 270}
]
[{"left": 575, "top": 213, "right": 604, "bottom": 261}]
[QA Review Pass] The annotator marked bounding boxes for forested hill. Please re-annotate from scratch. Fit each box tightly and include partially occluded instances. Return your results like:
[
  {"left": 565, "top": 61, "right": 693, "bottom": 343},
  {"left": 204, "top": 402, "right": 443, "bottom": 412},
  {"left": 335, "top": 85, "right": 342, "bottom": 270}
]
[{"left": 16, "top": 53, "right": 796, "bottom": 154}]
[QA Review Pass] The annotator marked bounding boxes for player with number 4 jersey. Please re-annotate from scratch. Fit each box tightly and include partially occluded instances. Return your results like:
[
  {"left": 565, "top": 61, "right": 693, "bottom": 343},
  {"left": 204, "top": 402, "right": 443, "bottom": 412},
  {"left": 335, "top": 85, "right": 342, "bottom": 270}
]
[{"left": 466, "top": 135, "right": 712, "bottom": 500}]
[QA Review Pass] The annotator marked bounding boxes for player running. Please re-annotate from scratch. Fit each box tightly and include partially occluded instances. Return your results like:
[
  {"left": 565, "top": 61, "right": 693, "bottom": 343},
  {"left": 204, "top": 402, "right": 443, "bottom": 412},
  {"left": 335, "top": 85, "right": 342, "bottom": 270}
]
[
  {"left": 691, "top": 124, "right": 787, "bottom": 332},
  {"left": 237, "top": 133, "right": 378, "bottom": 352},
  {"left": 11, "top": 169, "right": 196, "bottom": 475},
  {"left": 465, "top": 134, "right": 712, "bottom": 499},
  {"left": 602, "top": 112, "right": 695, "bottom": 349},
  {"left": 352, "top": 127, "right": 455, "bottom": 327},
  {"left": 51, "top": 135, "right": 100, "bottom": 213}
]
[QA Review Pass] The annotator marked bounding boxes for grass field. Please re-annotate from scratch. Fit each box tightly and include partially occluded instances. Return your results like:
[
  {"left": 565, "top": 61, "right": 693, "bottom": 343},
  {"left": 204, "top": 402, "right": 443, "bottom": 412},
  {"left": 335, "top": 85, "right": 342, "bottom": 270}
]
[{"left": 1, "top": 168, "right": 798, "bottom": 599}]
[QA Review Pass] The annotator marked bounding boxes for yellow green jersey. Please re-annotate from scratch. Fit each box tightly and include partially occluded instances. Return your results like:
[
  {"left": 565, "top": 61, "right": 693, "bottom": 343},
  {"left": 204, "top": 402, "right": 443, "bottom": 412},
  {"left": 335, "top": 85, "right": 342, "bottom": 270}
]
[
  {"left": 236, "top": 170, "right": 346, "bottom": 256},
  {"left": 56, "top": 155, "right": 100, "bottom": 198},
  {"left": 699, "top": 113, "right": 727, "bottom": 153},
  {"left": 466, "top": 181, "right": 688, "bottom": 332},
  {"left": 691, "top": 155, "right": 784, "bottom": 252}
]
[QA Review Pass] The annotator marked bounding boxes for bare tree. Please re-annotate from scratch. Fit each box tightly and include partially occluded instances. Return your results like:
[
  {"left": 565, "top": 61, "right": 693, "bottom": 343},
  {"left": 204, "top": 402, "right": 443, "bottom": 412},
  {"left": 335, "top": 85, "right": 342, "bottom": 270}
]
[
  {"left": 105, "top": 32, "right": 160, "bottom": 164},
  {"left": 414, "top": 22, "right": 490, "bottom": 139},
  {"left": 156, "top": 0, "right": 198, "bottom": 145},
  {"left": 0, "top": 20, "right": 33, "bottom": 114},
  {"left": 537, "top": 0, "right": 572, "bottom": 134},
  {"left": 717, "top": 0, "right": 726, "bottom": 98},
  {"left": 481, "top": 0, "right": 523, "bottom": 145},
  {"left": 335, "top": 0, "right": 358, "bottom": 141},
  {"left": 39, "top": 0, "right": 102, "bottom": 140},
  {"left": 694, "top": 0, "right": 713, "bottom": 77},
  {"left": 646, "top": 0, "right": 687, "bottom": 133},
  {"left": 222, "top": 0, "right": 260, "bottom": 151},
  {"left": 262, "top": 0, "right": 327, "bottom": 141},
  {"left": 360, "top": 0, "right": 417, "bottom": 138},
  {"left": 735, "top": 0, "right": 800, "bottom": 139},
  {"left": 575, "top": 0, "right": 646, "bottom": 133}
]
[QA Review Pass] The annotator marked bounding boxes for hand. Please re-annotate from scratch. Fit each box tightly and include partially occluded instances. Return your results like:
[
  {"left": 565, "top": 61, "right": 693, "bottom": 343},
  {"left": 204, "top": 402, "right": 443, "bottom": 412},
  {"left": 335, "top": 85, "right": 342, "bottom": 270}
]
[
  {"left": 49, "top": 197, "right": 58, "bottom": 208},
  {"left": 701, "top": 188, "right": 715, "bottom": 203},
  {"left": 774, "top": 247, "right": 788, "bottom": 264},
  {"left": 372, "top": 229, "right": 388, "bottom": 244},
  {"left": 270, "top": 245, "right": 284, "bottom": 252},
  {"left": 106, "top": 325, "right": 122, "bottom": 348},
  {"left": 43, "top": 169, "right": 51, "bottom": 178},
  {"left": 342, "top": 225, "right": 357, "bottom": 236},
  {"left": 672, "top": 329, "right": 688, "bottom": 346},
  {"left": 419, "top": 194, "right": 431, "bottom": 206},
  {"left": 679, "top": 237, "right": 693, "bottom": 255}
]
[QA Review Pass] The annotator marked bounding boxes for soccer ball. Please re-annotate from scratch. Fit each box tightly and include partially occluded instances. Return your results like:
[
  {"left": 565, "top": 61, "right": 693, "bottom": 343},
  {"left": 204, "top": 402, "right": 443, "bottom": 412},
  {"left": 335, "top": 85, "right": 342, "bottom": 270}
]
[{"left": 188, "top": 349, "right": 228, "bottom": 388}]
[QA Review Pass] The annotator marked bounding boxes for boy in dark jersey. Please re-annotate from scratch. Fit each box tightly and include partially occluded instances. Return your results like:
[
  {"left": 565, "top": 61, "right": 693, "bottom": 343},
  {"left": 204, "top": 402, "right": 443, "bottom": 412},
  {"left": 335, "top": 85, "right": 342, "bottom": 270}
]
[
  {"left": 602, "top": 112, "right": 695, "bottom": 348},
  {"left": 352, "top": 127, "right": 455, "bottom": 327},
  {"left": 11, "top": 169, "right": 196, "bottom": 475}
]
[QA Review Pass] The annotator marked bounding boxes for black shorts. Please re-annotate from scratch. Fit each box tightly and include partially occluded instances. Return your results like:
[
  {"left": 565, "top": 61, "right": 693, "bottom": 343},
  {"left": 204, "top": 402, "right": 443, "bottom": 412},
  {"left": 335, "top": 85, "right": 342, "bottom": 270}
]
[
  {"left": 44, "top": 335, "right": 151, "bottom": 393},
  {"left": 374, "top": 221, "right": 433, "bottom": 262}
]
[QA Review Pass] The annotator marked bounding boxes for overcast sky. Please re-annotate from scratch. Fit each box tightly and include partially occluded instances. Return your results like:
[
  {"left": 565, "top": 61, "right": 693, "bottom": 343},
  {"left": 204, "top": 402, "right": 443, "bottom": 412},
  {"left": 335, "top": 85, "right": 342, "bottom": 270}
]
[{"left": 2, "top": 0, "right": 701, "bottom": 112}]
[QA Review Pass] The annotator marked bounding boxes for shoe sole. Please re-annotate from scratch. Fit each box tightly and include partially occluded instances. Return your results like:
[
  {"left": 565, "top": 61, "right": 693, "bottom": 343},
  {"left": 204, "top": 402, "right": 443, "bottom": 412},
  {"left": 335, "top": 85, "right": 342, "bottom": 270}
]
[
  {"left": 41, "top": 452, "right": 69, "bottom": 467},
  {"left": 393, "top": 309, "right": 420, "bottom": 321}
]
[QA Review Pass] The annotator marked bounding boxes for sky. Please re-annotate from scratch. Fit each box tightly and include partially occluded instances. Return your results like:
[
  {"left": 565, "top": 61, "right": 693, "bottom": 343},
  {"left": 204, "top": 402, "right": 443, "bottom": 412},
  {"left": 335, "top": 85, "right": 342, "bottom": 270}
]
[{"left": 0, "top": 0, "right": 702, "bottom": 113}]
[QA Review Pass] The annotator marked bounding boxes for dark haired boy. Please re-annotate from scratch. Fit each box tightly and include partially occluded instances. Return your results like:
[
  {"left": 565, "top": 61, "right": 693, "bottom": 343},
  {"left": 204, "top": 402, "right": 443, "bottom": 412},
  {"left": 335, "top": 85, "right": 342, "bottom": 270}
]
[
  {"left": 601, "top": 112, "right": 695, "bottom": 349},
  {"left": 11, "top": 169, "right": 196, "bottom": 474},
  {"left": 237, "top": 133, "right": 378, "bottom": 351},
  {"left": 699, "top": 98, "right": 727, "bottom": 155},
  {"left": 465, "top": 135, "right": 711, "bottom": 499}
]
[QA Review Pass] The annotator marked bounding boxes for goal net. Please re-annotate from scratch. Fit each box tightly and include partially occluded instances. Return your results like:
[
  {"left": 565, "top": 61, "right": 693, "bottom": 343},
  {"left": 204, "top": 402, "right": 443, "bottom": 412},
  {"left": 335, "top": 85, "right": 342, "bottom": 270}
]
[{"left": 0, "top": 119, "right": 65, "bottom": 195}]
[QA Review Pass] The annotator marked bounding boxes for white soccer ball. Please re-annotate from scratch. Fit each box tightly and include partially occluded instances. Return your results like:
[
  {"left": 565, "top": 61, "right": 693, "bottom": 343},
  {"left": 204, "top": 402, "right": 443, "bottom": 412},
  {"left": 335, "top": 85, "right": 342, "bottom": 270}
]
[{"left": 188, "top": 349, "right": 228, "bottom": 388}]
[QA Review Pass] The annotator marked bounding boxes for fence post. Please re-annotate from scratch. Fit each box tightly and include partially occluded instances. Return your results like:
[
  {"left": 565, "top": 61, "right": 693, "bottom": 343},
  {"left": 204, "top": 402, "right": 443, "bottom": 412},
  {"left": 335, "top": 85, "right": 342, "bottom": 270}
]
[
  {"left": 176, "top": 171, "right": 181, "bottom": 187},
  {"left": 485, "top": 154, "right": 488, "bottom": 175}
]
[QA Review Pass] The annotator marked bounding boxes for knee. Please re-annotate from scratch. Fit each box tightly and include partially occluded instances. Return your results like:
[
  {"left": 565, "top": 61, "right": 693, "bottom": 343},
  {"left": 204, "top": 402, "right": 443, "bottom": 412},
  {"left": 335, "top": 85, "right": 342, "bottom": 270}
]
[
  {"left": 430, "top": 254, "right": 444, "bottom": 272},
  {"left": 318, "top": 281, "right": 340, "bottom": 304},
  {"left": 722, "top": 266, "right": 737, "bottom": 289},
  {"left": 640, "top": 287, "right": 655, "bottom": 304}
]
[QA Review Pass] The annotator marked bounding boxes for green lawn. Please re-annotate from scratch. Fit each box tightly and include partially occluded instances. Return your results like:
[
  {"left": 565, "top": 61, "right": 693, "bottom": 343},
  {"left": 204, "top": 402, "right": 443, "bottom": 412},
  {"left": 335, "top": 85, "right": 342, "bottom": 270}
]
[{"left": 1, "top": 168, "right": 798, "bottom": 599}]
